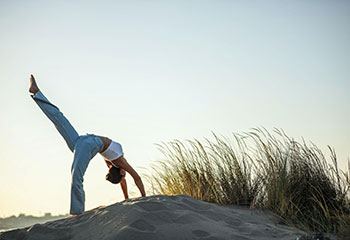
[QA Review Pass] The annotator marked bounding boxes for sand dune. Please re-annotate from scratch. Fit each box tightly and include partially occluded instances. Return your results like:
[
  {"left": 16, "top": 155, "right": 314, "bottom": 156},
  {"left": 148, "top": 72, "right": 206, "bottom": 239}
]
[{"left": 0, "top": 195, "right": 308, "bottom": 240}]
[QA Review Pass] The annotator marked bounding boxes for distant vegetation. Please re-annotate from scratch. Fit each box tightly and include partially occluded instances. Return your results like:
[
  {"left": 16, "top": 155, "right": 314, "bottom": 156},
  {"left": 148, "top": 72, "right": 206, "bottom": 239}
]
[
  {"left": 0, "top": 213, "right": 68, "bottom": 230},
  {"left": 150, "top": 128, "right": 350, "bottom": 238}
]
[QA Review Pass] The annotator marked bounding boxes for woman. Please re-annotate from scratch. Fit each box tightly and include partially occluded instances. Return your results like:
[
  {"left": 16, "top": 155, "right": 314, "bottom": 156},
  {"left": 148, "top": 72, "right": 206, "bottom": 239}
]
[{"left": 29, "top": 74, "right": 146, "bottom": 215}]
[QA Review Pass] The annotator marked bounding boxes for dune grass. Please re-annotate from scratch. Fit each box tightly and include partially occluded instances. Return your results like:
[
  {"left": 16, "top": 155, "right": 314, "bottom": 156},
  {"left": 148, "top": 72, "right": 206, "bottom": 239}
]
[{"left": 150, "top": 128, "right": 350, "bottom": 236}]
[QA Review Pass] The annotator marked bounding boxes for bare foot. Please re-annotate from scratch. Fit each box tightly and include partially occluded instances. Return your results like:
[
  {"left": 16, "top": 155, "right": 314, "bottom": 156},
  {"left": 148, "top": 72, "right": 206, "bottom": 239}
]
[{"left": 29, "top": 74, "right": 39, "bottom": 94}]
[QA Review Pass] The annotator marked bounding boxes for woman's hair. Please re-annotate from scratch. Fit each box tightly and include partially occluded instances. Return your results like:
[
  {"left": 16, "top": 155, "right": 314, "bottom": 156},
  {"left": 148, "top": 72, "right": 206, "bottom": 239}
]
[{"left": 106, "top": 166, "right": 122, "bottom": 184}]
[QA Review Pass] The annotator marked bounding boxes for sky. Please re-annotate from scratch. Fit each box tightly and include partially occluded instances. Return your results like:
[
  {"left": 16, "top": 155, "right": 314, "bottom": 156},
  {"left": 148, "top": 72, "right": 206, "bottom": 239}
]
[{"left": 0, "top": 0, "right": 349, "bottom": 217}]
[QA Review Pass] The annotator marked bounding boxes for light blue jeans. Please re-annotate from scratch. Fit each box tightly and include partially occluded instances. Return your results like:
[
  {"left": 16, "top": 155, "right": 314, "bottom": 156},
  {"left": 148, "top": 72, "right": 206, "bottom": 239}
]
[{"left": 32, "top": 90, "right": 104, "bottom": 214}]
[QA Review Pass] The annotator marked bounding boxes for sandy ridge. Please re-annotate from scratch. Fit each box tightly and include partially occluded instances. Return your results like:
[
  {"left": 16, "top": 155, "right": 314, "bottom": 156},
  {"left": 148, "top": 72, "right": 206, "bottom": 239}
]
[{"left": 0, "top": 195, "right": 306, "bottom": 240}]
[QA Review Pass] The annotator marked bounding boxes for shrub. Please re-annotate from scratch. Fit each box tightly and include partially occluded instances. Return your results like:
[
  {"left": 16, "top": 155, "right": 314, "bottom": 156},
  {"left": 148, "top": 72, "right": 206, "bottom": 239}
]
[{"left": 150, "top": 128, "right": 350, "bottom": 235}]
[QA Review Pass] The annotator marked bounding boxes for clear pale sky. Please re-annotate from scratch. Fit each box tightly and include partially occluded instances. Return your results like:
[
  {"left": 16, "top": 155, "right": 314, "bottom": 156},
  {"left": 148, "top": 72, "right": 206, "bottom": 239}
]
[{"left": 0, "top": 1, "right": 349, "bottom": 217}]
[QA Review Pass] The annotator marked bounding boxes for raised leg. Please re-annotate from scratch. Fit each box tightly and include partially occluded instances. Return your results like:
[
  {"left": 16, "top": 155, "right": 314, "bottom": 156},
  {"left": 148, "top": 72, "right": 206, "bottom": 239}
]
[{"left": 30, "top": 75, "right": 79, "bottom": 152}]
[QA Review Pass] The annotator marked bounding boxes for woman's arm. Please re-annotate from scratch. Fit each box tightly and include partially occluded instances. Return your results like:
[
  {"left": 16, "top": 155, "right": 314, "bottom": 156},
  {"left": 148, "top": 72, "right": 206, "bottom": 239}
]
[
  {"left": 112, "top": 157, "right": 146, "bottom": 197},
  {"left": 120, "top": 177, "right": 129, "bottom": 199},
  {"left": 106, "top": 160, "right": 128, "bottom": 198}
]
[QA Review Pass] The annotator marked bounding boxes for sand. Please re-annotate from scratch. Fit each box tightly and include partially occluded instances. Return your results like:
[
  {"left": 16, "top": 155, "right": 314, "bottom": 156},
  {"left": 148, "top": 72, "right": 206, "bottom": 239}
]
[{"left": 0, "top": 195, "right": 308, "bottom": 240}]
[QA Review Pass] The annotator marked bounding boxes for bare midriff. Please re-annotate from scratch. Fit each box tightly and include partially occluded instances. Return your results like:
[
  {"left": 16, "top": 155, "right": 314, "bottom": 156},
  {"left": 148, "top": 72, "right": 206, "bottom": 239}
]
[{"left": 97, "top": 136, "right": 112, "bottom": 153}]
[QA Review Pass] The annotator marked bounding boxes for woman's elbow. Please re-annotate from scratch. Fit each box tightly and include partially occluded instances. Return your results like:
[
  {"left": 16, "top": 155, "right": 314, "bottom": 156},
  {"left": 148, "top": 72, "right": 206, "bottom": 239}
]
[{"left": 134, "top": 175, "right": 142, "bottom": 182}]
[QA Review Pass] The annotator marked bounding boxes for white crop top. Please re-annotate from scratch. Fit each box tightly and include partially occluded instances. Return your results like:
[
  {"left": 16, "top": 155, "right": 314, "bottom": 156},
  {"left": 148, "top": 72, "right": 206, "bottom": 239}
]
[{"left": 100, "top": 141, "right": 124, "bottom": 161}]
